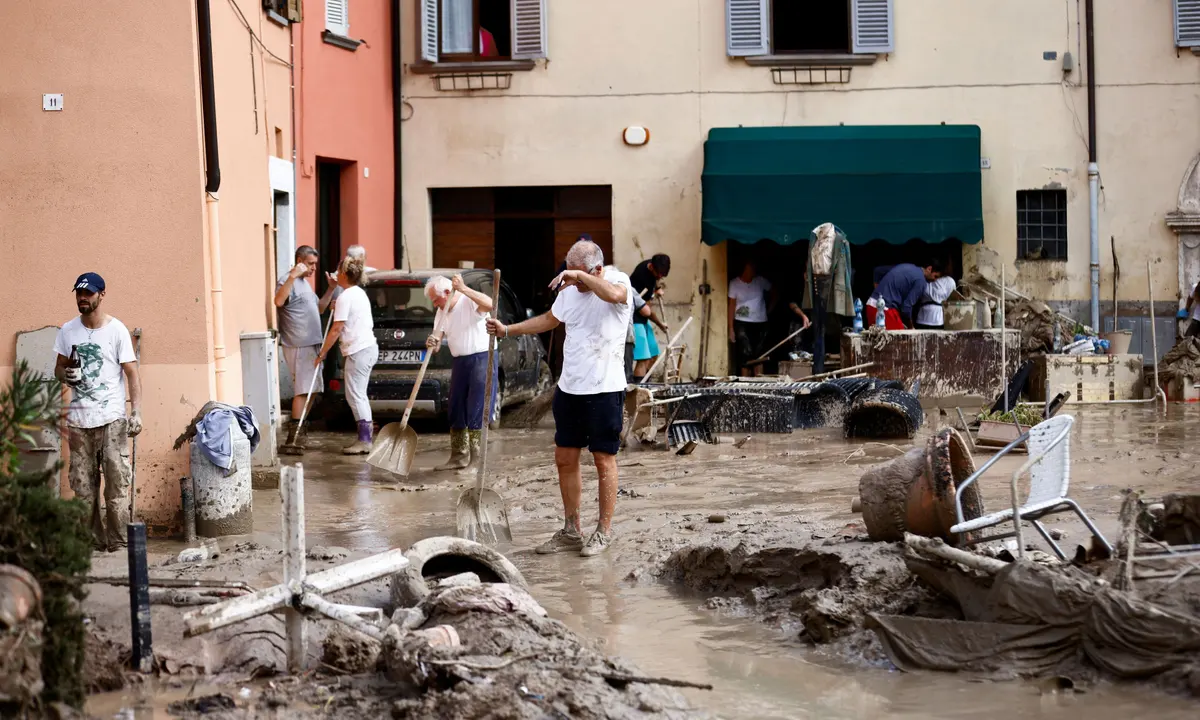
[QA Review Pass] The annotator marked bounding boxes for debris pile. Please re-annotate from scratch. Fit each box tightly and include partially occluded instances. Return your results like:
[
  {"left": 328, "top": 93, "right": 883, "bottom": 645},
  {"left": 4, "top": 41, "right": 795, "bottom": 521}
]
[
  {"left": 1004, "top": 299, "right": 1077, "bottom": 353},
  {"left": 385, "top": 579, "right": 697, "bottom": 719},
  {"left": 1160, "top": 337, "right": 1200, "bottom": 383}
]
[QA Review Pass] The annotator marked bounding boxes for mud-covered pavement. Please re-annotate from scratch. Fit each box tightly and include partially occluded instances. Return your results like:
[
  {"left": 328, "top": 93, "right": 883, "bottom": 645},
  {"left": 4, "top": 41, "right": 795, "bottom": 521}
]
[{"left": 87, "top": 404, "right": 1200, "bottom": 718}]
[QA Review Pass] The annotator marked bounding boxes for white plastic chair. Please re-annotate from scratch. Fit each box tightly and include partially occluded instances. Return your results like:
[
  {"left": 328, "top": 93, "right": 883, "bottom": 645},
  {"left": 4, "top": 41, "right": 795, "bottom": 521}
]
[{"left": 950, "top": 415, "right": 1113, "bottom": 560}]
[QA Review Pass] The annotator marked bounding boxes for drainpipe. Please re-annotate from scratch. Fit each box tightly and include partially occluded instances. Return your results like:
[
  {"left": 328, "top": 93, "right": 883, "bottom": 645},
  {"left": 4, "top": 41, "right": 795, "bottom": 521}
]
[
  {"left": 197, "top": 0, "right": 228, "bottom": 401},
  {"left": 391, "top": 0, "right": 404, "bottom": 269},
  {"left": 1085, "top": 0, "right": 1100, "bottom": 331}
]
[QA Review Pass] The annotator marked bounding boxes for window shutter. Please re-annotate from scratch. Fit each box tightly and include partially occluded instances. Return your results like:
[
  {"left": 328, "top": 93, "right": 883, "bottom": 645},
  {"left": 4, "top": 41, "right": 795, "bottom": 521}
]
[
  {"left": 325, "top": 0, "right": 348, "bottom": 35},
  {"left": 1176, "top": 0, "right": 1200, "bottom": 47},
  {"left": 851, "top": 0, "right": 894, "bottom": 54},
  {"left": 726, "top": 0, "right": 769, "bottom": 57},
  {"left": 419, "top": 0, "right": 438, "bottom": 62},
  {"left": 286, "top": 0, "right": 303, "bottom": 23},
  {"left": 511, "top": 0, "right": 548, "bottom": 60}
]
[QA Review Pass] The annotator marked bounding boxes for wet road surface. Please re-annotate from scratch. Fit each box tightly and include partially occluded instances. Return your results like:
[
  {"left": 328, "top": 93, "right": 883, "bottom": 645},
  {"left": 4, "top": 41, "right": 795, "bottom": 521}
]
[{"left": 89, "top": 404, "right": 1200, "bottom": 718}]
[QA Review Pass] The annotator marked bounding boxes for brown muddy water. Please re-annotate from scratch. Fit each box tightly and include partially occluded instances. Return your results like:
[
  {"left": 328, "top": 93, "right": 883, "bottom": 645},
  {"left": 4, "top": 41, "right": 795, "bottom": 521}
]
[{"left": 89, "top": 405, "right": 1200, "bottom": 718}]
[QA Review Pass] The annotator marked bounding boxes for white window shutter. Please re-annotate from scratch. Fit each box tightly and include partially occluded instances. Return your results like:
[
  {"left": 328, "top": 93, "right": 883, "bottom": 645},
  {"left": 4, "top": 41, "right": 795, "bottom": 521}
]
[
  {"left": 420, "top": 0, "right": 438, "bottom": 62},
  {"left": 851, "top": 0, "right": 894, "bottom": 54},
  {"left": 727, "top": 0, "right": 769, "bottom": 57},
  {"left": 1176, "top": 0, "right": 1200, "bottom": 47},
  {"left": 511, "top": 0, "right": 548, "bottom": 60},
  {"left": 325, "top": 0, "right": 348, "bottom": 36}
]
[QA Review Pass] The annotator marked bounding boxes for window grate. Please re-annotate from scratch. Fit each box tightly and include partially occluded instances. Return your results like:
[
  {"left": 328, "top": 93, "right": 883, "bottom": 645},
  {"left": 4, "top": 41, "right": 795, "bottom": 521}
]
[
  {"left": 771, "top": 66, "right": 852, "bottom": 85},
  {"left": 433, "top": 72, "right": 514, "bottom": 92},
  {"left": 1017, "top": 189, "right": 1068, "bottom": 260}
]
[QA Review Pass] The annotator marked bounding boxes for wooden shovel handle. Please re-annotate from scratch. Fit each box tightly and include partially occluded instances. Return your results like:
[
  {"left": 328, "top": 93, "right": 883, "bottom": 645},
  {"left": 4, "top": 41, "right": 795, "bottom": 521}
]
[
  {"left": 476, "top": 271, "right": 501, "bottom": 495},
  {"left": 400, "top": 292, "right": 453, "bottom": 430}
]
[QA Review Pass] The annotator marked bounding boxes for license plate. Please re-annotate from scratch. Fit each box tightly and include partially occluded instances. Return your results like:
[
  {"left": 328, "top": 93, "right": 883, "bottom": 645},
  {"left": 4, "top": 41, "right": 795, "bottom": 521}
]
[{"left": 378, "top": 349, "right": 425, "bottom": 364}]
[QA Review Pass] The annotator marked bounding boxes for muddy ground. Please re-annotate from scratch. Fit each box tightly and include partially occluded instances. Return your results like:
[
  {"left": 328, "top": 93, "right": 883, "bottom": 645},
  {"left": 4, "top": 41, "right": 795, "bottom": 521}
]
[{"left": 84, "top": 404, "right": 1200, "bottom": 718}]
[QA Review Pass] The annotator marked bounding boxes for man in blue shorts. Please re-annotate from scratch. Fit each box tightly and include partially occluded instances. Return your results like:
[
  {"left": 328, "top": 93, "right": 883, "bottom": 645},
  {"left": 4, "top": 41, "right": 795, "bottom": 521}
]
[
  {"left": 628, "top": 254, "right": 670, "bottom": 382},
  {"left": 487, "top": 239, "right": 633, "bottom": 557}
]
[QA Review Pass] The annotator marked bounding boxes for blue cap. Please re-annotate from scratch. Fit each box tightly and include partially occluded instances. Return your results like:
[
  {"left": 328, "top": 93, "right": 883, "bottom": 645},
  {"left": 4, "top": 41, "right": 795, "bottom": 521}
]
[
  {"left": 72, "top": 272, "right": 105, "bottom": 294},
  {"left": 577, "top": 233, "right": 593, "bottom": 243}
]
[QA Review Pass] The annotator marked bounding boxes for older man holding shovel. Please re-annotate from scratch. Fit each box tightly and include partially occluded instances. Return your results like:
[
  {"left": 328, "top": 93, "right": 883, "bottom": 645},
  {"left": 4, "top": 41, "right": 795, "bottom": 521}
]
[
  {"left": 425, "top": 274, "right": 497, "bottom": 471},
  {"left": 486, "top": 239, "right": 633, "bottom": 557}
]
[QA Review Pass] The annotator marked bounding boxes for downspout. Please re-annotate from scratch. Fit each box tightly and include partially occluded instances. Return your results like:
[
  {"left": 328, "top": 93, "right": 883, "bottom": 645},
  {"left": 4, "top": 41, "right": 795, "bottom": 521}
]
[
  {"left": 391, "top": 0, "right": 404, "bottom": 269},
  {"left": 1085, "top": 0, "right": 1100, "bottom": 331},
  {"left": 197, "top": 0, "right": 229, "bottom": 401}
]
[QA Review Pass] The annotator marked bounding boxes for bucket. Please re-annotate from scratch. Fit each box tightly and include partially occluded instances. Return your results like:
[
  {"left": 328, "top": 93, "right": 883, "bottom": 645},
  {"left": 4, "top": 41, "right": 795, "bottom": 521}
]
[
  {"left": 1105, "top": 329, "right": 1133, "bottom": 355},
  {"left": 944, "top": 301, "right": 977, "bottom": 331}
]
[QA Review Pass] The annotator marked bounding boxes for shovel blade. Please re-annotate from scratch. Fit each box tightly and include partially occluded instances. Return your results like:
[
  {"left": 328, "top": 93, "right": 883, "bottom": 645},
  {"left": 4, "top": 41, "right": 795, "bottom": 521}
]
[
  {"left": 455, "top": 487, "right": 513, "bottom": 544},
  {"left": 366, "top": 423, "right": 418, "bottom": 476}
]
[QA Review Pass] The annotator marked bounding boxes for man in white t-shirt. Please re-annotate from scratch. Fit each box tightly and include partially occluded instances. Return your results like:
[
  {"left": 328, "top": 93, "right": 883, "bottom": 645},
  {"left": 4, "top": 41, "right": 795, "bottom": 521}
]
[
  {"left": 53, "top": 272, "right": 142, "bottom": 551},
  {"left": 425, "top": 273, "right": 498, "bottom": 471},
  {"left": 487, "top": 239, "right": 633, "bottom": 557},
  {"left": 727, "top": 260, "right": 776, "bottom": 376}
]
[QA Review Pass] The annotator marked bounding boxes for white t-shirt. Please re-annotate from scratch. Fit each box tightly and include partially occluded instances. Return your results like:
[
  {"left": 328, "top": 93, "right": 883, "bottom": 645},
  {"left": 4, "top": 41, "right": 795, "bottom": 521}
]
[
  {"left": 435, "top": 293, "right": 489, "bottom": 357},
  {"left": 333, "top": 285, "right": 378, "bottom": 357},
  {"left": 54, "top": 317, "right": 136, "bottom": 429},
  {"left": 551, "top": 268, "right": 634, "bottom": 395},
  {"left": 916, "top": 277, "right": 958, "bottom": 326},
  {"left": 729, "top": 276, "right": 772, "bottom": 324}
]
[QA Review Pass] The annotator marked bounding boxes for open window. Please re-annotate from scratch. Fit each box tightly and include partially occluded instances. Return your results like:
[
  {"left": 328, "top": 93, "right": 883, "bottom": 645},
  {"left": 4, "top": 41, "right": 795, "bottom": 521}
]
[
  {"left": 420, "top": 0, "right": 547, "bottom": 64},
  {"left": 727, "top": 0, "right": 893, "bottom": 58}
]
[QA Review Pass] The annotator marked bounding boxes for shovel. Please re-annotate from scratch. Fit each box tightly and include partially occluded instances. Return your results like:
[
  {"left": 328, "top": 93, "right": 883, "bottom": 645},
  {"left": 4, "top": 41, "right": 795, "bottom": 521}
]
[
  {"left": 456, "top": 269, "right": 512, "bottom": 543},
  {"left": 366, "top": 298, "right": 452, "bottom": 476}
]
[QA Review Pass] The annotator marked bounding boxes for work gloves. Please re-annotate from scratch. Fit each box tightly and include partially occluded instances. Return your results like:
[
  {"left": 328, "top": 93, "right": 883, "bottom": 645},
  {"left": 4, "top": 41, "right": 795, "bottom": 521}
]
[{"left": 127, "top": 411, "right": 143, "bottom": 437}]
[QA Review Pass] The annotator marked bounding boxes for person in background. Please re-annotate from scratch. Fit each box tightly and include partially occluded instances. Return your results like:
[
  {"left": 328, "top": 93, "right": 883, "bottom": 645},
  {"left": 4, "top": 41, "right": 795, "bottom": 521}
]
[
  {"left": 873, "top": 265, "right": 893, "bottom": 290},
  {"left": 800, "top": 222, "right": 854, "bottom": 374},
  {"left": 486, "top": 239, "right": 633, "bottom": 557},
  {"left": 628, "top": 253, "right": 671, "bottom": 382},
  {"left": 728, "top": 260, "right": 776, "bottom": 375},
  {"left": 624, "top": 279, "right": 655, "bottom": 381},
  {"left": 915, "top": 275, "right": 958, "bottom": 330},
  {"left": 867, "top": 262, "right": 944, "bottom": 330},
  {"left": 1183, "top": 280, "right": 1200, "bottom": 338},
  {"left": 274, "top": 246, "right": 335, "bottom": 450},
  {"left": 480, "top": 27, "right": 499, "bottom": 57},
  {"left": 316, "top": 256, "right": 378, "bottom": 455},
  {"left": 425, "top": 274, "right": 498, "bottom": 471},
  {"left": 53, "top": 272, "right": 142, "bottom": 551}
]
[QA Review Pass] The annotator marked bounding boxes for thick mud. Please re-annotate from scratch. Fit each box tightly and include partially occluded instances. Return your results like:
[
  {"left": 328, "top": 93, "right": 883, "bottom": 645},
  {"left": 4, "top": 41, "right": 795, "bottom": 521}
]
[{"left": 84, "top": 404, "right": 1200, "bottom": 718}]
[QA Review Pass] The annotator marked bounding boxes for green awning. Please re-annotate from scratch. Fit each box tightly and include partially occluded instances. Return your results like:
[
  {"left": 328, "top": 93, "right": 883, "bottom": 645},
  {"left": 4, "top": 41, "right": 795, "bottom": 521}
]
[{"left": 701, "top": 125, "right": 984, "bottom": 246}]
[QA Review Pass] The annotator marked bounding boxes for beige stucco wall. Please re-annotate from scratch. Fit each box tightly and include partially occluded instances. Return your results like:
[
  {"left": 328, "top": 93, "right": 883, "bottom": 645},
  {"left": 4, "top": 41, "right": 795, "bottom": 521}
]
[
  {"left": 1, "top": 2, "right": 291, "bottom": 533},
  {"left": 399, "top": 0, "right": 1200, "bottom": 375}
]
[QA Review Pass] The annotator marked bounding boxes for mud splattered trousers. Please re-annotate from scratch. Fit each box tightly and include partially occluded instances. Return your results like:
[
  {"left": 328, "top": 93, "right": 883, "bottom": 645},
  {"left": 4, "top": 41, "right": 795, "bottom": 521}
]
[
  {"left": 68, "top": 418, "right": 131, "bottom": 550},
  {"left": 448, "top": 351, "right": 499, "bottom": 431},
  {"left": 343, "top": 345, "right": 378, "bottom": 423}
]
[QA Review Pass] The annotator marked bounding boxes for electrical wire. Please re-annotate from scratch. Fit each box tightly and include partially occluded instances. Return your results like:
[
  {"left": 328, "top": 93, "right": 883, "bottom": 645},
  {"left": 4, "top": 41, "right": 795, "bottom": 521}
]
[{"left": 226, "top": 0, "right": 293, "bottom": 68}]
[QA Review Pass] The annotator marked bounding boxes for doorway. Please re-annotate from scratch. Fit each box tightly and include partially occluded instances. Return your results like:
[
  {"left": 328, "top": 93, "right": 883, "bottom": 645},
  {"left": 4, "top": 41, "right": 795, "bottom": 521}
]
[{"left": 316, "top": 160, "right": 342, "bottom": 296}]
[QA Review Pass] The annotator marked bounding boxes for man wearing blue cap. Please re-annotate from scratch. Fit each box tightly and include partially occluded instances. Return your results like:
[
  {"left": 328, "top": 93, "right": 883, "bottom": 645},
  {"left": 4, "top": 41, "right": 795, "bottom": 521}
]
[{"left": 53, "top": 272, "right": 142, "bottom": 550}]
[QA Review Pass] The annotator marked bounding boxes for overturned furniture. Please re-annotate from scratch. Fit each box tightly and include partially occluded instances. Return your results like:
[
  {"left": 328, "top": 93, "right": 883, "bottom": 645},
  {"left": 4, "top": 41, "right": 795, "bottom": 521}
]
[{"left": 949, "top": 415, "right": 1114, "bottom": 560}]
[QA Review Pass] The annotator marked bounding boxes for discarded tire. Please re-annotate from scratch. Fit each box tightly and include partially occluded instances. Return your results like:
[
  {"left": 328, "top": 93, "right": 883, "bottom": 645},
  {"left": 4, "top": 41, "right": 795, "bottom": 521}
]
[
  {"left": 859, "top": 447, "right": 928, "bottom": 541},
  {"left": 843, "top": 388, "right": 924, "bottom": 439},
  {"left": 905, "top": 427, "right": 985, "bottom": 545},
  {"left": 390, "top": 537, "right": 527, "bottom": 609}
]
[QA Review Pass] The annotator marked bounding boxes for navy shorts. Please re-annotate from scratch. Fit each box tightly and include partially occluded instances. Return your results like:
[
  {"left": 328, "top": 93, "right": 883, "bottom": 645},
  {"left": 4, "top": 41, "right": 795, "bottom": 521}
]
[{"left": 551, "top": 388, "right": 625, "bottom": 455}]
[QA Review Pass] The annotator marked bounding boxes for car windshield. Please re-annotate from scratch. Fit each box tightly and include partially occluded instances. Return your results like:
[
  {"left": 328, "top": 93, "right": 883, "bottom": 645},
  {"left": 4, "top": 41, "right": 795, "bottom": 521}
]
[{"left": 367, "top": 284, "right": 437, "bottom": 323}]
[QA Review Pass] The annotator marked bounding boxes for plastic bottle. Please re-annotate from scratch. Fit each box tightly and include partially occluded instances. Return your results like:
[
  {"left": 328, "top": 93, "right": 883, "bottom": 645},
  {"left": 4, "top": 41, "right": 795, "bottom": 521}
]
[
  {"left": 875, "top": 298, "right": 888, "bottom": 329},
  {"left": 853, "top": 298, "right": 864, "bottom": 333},
  {"left": 1052, "top": 323, "right": 1062, "bottom": 353}
]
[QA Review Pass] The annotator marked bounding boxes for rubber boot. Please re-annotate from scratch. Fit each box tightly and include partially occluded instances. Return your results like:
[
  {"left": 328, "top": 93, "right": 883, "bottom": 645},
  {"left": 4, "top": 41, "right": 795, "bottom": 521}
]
[
  {"left": 435, "top": 429, "right": 470, "bottom": 471},
  {"left": 280, "top": 420, "right": 303, "bottom": 452},
  {"left": 342, "top": 420, "right": 373, "bottom": 455},
  {"left": 464, "top": 430, "right": 483, "bottom": 472}
]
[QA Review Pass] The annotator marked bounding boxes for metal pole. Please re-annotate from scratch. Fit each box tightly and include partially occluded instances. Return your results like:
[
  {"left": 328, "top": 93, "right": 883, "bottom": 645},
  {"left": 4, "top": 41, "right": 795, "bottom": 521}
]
[
  {"left": 1085, "top": 0, "right": 1101, "bottom": 331},
  {"left": 1001, "top": 263, "right": 1008, "bottom": 410},
  {"left": 1149, "top": 259, "right": 1160, "bottom": 408},
  {"left": 127, "top": 522, "right": 153, "bottom": 672},
  {"left": 281, "top": 464, "right": 307, "bottom": 672}
]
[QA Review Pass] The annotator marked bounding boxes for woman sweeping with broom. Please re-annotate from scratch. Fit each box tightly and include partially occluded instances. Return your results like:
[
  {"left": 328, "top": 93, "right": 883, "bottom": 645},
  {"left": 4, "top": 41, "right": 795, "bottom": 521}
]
[{"left": 424, "top": 273, "right": 497, "bottom": 471}]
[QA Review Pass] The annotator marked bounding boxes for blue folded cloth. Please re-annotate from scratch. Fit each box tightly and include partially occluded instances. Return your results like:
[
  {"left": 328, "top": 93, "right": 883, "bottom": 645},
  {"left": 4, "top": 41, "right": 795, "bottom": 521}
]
[{"left": 193, "top": 403, "right": 261, "bottom": 470}]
